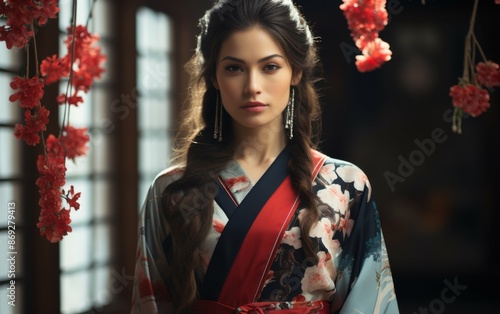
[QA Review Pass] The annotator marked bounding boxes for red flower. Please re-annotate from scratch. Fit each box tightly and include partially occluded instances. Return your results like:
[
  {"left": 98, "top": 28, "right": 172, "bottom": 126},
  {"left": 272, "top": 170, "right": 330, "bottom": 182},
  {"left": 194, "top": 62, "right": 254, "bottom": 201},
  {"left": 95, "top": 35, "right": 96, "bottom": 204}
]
[
  {"left": 37, "top": 0, "right": 60, "bottom": 25},
  {"left": 60, "top": 126, "right": 90, "bottom": 160},
  {"left": 71, "top": 70, "right": 95, "bottom": 92},
  {"left": 449, "top": 84, "right": 490, "bottom": 117},
  {"left": 13, "top": 123, "right": 40, "bottom": 146},
  {"left": 60, "top": 25, "right": 106, "bottom": 92},
  {"left": 340, "top": 0, "right": 391, "bottom": 72},
  {"left": 476, "top": 61, "right": 500, "bottom": 87},
  {"left": 57, "top": 92, "right": 84, "bottom": 106},
  {"left": 355, "top": 38, "right": 392, "bottom": 72},
  {"left": 40, "top": 54, "right": 70, "bottom": 84},
  {"left": 45, "top": 127, "right": 89, "bottom": 160},
  {"left": 13, "top": 106, "right": 50, "bottom": 145},
  {"left": 37, "top": 208, "right": 72, "bottom": 243},
  {"left": 0, "top": 24, "right": 34, "bottom": 49},
  {"left": 0, "top": 0, "right": 59, "bottom": 49},
  {"left": 63, "top": 186, "right": 81, "bottom": 210},
  {"left": 35, "top": 153, "right": 72, "bottom": 242},
  {"left": 36, "top": 154, "right": 67, "bottom": 188},
  {"left": 340, "top": 0, "right": 388, "bottom": 42},
  {"left": 9, "top": 76, "right": 45, "bottom": 109}
]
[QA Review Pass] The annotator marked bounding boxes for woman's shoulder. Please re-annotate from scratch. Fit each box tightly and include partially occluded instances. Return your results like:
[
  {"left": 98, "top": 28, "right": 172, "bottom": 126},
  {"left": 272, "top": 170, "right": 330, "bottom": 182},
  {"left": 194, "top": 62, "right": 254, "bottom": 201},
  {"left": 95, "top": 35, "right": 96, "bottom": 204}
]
[
  {"left": 313, "top": 149, "right": 368, "bottom": 175},
  {"left": 312, "top": 149, "right": 372, "bottom": 197},
  {"left": 149, "top": 165, "right": 185, "bottom": 192}
]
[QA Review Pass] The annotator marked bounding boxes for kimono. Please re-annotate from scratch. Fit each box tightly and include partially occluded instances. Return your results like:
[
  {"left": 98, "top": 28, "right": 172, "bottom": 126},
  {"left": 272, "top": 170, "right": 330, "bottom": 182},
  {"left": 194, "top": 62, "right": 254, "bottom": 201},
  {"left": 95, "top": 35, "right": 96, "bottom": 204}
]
[{"left": 131, "top": 147, "right": 399, "bottom": 314}]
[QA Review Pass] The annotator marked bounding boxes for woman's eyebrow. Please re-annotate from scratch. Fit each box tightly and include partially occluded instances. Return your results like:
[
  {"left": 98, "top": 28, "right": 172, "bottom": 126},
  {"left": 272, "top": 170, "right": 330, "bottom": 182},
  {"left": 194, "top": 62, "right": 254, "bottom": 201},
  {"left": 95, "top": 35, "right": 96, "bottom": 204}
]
[{"left": 220, "top": 54, "right": 284, "bottom": 63}]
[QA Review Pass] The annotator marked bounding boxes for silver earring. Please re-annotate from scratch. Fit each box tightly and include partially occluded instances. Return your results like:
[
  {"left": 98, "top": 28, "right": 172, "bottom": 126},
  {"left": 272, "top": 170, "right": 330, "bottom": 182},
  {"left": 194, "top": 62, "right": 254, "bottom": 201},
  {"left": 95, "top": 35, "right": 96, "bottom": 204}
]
[
  {"left": 285, "top": 87, "right": 295, "bottom": 139},
  {"left": 213, "top": 92, "right": 223, "bottom": 142}
]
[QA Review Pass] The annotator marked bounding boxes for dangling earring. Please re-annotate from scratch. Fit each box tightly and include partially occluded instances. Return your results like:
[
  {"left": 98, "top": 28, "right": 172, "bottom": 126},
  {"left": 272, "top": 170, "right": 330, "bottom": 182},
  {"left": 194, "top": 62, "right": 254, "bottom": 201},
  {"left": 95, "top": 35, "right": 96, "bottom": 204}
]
[
  {"left": 285, "top": 87, "right": 295, "bottom": 139},
  {"left": 213, "top": 92, "right": 223, "bottom": 142}
]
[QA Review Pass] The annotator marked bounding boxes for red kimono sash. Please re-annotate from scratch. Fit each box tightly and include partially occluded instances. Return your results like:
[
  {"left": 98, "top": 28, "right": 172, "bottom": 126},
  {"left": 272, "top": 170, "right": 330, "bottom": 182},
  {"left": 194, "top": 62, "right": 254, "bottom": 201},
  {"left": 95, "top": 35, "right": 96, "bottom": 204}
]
[{"left": 195, "top": 148, "right": 328, "bottom": 313}]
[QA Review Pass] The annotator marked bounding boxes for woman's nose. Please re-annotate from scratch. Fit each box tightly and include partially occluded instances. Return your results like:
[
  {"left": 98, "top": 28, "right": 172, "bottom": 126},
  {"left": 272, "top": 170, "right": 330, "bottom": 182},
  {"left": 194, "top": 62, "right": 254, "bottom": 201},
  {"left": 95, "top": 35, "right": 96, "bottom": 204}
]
[{"left": 244, "top": 71, "right": 262, "bottom": 96}]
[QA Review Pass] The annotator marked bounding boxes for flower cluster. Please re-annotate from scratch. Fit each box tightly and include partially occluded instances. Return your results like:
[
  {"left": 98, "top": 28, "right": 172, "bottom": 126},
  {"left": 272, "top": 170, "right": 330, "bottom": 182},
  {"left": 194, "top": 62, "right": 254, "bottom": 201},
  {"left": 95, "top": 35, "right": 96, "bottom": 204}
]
[
  {"left": 340, "top": 0, "right": 392, "bottom": 72},
  {"left": 36, "top": 127, "right": 87, "bottom": 242},
  {"left": 2, "top": 2, "right": 105, "bottom": 242},
  {"left": 449, "top": 0, "right": 499, "bottom": 133},
  {"left": 41, "top": 25, "right": 106, "bottom": 106},
  {"left": 0, "top": 0, "right": 59, "bottom": 49}
]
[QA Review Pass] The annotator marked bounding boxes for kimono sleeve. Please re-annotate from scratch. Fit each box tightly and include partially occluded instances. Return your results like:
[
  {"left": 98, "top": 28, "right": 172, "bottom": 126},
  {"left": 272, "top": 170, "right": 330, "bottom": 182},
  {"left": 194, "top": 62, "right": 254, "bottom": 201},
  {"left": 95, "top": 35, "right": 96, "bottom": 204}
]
[
  {"left": 339, "top": 198, "right": 399, "bottom": 314},
  {"left": 131, "top": 170, "right": 181, "bottom": 314},
  {"left": 330, "top": 164, "right": 399, "bottom": 314}
]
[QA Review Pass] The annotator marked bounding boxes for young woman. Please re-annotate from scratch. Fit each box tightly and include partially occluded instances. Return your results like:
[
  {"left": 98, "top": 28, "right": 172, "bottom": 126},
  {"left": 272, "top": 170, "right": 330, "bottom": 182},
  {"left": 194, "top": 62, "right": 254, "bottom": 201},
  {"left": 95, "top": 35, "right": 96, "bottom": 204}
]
[{"left": 131, "top": 0, "right": 399, "bottom": 313}]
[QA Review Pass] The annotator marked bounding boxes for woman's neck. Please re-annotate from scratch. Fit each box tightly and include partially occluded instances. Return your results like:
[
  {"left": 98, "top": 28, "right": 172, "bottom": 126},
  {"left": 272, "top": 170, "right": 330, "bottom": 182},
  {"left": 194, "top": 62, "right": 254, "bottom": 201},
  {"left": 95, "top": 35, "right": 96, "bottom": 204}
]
[{"left": 231, "top": 123, "right": 287, "bottom": 181}]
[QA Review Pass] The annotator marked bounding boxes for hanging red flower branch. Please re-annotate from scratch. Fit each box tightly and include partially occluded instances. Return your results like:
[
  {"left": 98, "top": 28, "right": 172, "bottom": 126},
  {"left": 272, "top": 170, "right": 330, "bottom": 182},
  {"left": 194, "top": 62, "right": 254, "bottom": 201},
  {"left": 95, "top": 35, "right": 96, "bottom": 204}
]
[
  {"left": 449, "top": 0, "right": 499, "bottom": 133},
  {"left": 339, "top": 0, "right": 392, "bottom": 72},
  {"left": 2, "top": 1, "right": 106, "bottom": 242}
]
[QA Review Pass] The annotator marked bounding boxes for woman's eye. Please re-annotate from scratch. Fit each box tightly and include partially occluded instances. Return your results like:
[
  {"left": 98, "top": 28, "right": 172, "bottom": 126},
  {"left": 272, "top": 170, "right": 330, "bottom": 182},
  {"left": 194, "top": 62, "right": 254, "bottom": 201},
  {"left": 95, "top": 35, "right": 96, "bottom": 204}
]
[
  {"left": 225, "top": 65, "right": 242, "bottom": 72},
  {"left": 264, "top": 64, "right": 281, "bottom": 71}
]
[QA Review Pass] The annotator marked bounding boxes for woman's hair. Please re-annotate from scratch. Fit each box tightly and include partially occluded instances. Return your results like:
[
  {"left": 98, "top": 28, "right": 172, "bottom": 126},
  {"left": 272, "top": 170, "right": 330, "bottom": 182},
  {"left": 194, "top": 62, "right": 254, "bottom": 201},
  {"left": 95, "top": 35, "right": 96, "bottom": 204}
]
[{"left": 162, "top": 0, "right": 322, "bottom": 312}]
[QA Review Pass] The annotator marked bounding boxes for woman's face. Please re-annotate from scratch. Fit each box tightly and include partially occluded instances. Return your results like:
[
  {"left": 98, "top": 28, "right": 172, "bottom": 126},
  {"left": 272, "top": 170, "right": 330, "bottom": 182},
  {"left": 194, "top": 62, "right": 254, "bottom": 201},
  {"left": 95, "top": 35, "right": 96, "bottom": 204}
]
[{"left": 214, "top": 27, "right": 301, "bottom": 133}]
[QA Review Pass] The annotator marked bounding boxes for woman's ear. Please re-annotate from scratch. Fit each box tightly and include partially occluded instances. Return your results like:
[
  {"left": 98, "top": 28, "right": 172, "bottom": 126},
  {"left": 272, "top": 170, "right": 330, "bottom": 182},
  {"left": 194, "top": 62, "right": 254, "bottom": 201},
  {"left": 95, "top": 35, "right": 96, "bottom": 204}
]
[{"left": 291, "top": 70, "right": 303, "bottom": 86}]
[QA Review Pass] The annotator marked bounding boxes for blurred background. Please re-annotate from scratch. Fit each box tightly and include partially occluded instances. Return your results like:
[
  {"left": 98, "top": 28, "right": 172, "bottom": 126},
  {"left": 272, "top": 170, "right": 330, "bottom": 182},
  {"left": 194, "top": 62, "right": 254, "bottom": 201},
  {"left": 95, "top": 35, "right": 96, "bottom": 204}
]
[{"left": 0, "top": 0, "right": 498, "bottom": 313}]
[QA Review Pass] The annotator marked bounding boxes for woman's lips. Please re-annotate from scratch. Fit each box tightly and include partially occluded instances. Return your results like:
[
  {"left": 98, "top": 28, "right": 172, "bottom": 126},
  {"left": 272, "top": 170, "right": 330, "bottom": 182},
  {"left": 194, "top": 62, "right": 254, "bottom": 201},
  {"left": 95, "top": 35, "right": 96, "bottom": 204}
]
[{"left": 241, "top": 101, "right": 268, "bottom": 113}]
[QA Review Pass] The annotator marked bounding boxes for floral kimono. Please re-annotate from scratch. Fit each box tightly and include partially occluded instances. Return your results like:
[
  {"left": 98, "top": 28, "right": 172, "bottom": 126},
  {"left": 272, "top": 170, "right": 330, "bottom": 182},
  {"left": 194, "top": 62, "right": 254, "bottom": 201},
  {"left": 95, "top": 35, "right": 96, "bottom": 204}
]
[{"left": 131, "top": 147, "right": 399, "bottom": 313}]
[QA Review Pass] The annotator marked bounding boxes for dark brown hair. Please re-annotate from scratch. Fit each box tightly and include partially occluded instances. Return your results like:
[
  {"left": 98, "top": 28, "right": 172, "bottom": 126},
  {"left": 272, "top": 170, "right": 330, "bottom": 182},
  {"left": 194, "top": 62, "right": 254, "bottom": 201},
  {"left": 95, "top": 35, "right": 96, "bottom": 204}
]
[{"left": 162, "top": 0, "right": 322, "bottom": 312}]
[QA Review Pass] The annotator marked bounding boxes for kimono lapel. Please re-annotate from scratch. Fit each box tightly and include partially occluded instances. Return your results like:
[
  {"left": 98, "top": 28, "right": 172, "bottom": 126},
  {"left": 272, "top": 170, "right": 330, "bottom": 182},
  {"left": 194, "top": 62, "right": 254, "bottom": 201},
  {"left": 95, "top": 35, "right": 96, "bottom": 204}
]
[
  {"left": 200, "top": 145, "right": 291, "bottom": 301},
  {"left": 214, "top": 176, "right": 238, "bottom": 218},
  {"left": 200, "top": 147, "right": 327, "bottom": 307}
]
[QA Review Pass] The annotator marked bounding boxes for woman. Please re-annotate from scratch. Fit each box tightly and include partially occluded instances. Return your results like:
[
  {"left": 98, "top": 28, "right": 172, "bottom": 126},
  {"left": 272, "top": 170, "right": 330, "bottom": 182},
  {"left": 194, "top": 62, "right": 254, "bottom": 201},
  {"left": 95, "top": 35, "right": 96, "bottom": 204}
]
[{"left": 131, "top": 0, "right": 399, "bottom": 313}]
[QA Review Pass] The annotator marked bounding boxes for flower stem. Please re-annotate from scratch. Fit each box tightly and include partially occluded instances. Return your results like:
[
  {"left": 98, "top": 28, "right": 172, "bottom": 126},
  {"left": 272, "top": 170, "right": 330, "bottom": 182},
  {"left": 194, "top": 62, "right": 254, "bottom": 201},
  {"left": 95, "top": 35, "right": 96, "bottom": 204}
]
[
  {"left": 31, "top": 22, "right": 40, "bottom": 77},
  {"left": 86, "top": 0, "right": 98, "bottom": 28},
  {"left": 60, "top": 0, "right": 79, "bottom": 140},
  {"left": 472, "top": 33, "right": 488, "bottom": 62},
  {"left": 25, "top": 43, "right": 29, "bottom": 77},
  {"left": 462, "top": 0, "right": 480, "bottom": 82}
]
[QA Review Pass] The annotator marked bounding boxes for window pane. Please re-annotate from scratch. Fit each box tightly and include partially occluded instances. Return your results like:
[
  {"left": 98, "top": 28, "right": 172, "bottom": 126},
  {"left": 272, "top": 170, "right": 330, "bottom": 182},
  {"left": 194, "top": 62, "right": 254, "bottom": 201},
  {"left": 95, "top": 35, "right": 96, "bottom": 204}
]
[
  {"left": 94, "top": 223, "right": 111, "bottom": 263},
  {"left": 94, "top": 179, "right": 112, "bottom": 219},
  {"left": 0, "top": 74, "right": 19, "bottom": 123},
  {"left": 65, "top": 152, "right": 92, "bottom": 177},
  {"left": 60, "top": 226, "right": 92, "bottom": 271},
  {"left": 137, "top": 7, "right": 172, "bottom": 208},
  {"left": 93, "top": 0, "right": 114, "bottom": 38},
  {"left": 60, "top": 270, "right": 91, "bottom": 314},
  {"left": 137, "top": 56, "right": 170, "bottom": 94},
  {"left": 92, "top": 86, "right": 115, "bottom": 122},
  {"left": 58, "top": 89, "right": 92, "bottom": 128},
  {"left": 91, "top": 133, "right": 113, "bottom": 175},
  {"left": 93, "top": 266, "right": 113, "bottom": 308},
  {"left": 0, "top": 183, "right": 22, "bottom": 227},
  {"left": 138, "top": 97, "right": 169, "bottom": 130},
  {"left": 139, "top": 136, "right": 170, "bottom": 175},
  {"left": 0, "top": 36, "right": 21, "bottom": 69},
  {"left": 0, "top": 282, "right": 22, "bottom": 314},
  {"left": 58, "top": 0, "right": 90, "bottom": 27},
  {"left": 0, "top": 128, "right": 21, "bottom": 178},
  {"left": 0, "top": 232, "right": 23, "bottom": 280},
  {"left": 58, "top": 1, "right": 115, "bottom": 313}
]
